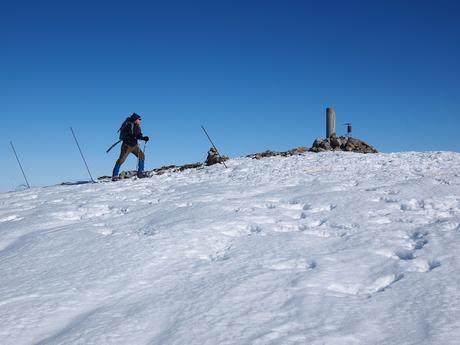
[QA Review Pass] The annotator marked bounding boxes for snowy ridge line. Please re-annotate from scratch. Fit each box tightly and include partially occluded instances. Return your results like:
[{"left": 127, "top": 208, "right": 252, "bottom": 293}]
[
  {"left": 0, "top": 151, "right": 460, "bottom": 344},
  {"left": 95, "top": 146, "right": 310, "bottom": 183},
  {"left": 59, "top": 149, "right": 458, "bottom": 186}
]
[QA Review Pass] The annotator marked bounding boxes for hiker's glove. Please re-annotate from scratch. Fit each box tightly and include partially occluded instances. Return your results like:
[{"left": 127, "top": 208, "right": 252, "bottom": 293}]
[{"left": 142, "top": 136, "right": 149, "bottom": 142}]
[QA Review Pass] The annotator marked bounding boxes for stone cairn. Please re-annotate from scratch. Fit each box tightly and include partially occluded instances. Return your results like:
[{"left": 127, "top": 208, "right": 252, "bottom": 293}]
[
  {"left": 309, "top": 134, "right": 377, "bottom": 154},
  {"left": 96, "top": 108, "right": 377, "bottom": 181},
  {"left": 205, "top": 147, "right": 229, "bottom": 166},
  {"left": 309, "top": 107, "right": 378, "bottom": 154}
]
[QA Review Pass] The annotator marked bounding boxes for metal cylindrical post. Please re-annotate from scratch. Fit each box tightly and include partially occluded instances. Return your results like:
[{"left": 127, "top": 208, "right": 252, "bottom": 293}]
[{"left": 326, "top": 107, "right": 336, "bottom": 138}]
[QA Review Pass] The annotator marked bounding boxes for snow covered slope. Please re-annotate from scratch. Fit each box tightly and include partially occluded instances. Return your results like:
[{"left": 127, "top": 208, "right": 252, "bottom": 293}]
[{"left": 1, "top": 151, "right": 460, "bottom": 345}]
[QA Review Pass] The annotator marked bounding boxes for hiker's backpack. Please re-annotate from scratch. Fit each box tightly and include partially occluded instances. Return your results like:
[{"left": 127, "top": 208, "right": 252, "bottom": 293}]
[{"left": 118, "top": 117, "right": 134, "bottom": 141}]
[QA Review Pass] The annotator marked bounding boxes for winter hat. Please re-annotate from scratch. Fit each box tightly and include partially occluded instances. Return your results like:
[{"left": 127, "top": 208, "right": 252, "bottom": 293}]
[{"left": 130, "top": 112, "right": 141, "bottom": 121}]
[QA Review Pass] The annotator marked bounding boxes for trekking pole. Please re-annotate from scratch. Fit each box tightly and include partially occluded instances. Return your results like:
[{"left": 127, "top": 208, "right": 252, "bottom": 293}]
[
  {"left": 201, "top": 125, "right": 227, "bottom": 168},
  {"left": 70, "top": 127, "right": 95, "bottom": 183},
  {"left": 136, "top": 141, "right": 147, "bottom": 172},
  {"left": 10, "top": 141, "right": 31, "bottom": 189},
  {"left": 106, "top": 140, "right": 121, "bottom": 153}
]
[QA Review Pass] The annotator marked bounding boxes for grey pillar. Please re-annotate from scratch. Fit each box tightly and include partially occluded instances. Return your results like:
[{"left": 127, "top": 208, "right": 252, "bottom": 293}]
[{"left": 326, "top": 107, "right": 336, "bottom": 138}]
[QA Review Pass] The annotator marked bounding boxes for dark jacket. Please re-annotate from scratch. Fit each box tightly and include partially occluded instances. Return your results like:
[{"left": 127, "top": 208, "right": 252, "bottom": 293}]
[{"left": 121, "top": 121, "right": 143, "bottom": 147}]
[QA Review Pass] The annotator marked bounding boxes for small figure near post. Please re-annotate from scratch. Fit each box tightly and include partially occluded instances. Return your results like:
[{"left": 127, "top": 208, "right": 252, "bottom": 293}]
[
  {"left": 344, "top": 123, "right": 352, "bottom": 138},
  {"left": 112, "top": 113, "right": 149, "bottom": 181}
]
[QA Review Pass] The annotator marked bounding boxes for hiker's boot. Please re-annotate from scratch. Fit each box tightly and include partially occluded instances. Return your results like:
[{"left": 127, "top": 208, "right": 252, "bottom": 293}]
[
  {"left": 137, "top": 160, "right": 147, "bottom": 178},
  {"left": 137, "top": 171, "right": 149, "bottom": 179},
  {"left": 112, "top": 163, "right": 121, "bottom": 179}
]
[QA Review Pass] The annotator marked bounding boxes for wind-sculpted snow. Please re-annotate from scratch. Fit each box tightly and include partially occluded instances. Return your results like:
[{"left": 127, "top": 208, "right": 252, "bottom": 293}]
[{"left": 1, "top": 151, "right": 460, "bottom": 345}]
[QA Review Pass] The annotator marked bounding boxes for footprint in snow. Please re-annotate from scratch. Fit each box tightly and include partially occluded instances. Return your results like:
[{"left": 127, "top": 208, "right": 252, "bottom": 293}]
[
  {"left": 393, "top": 231, "right": 428, "bottom": 261},
  {"left": 379, "top": 196, "right": 400, "bottom": 204},
  {"left": 394, "top": 249, "right": 415, "bottom": 261},
  {"left": 261, "top": 200, "right": 302, "bottom": 210},
  {"left": 175, "top": 202, "right": 193, "bottom": 208},
  {"left": 409, "top": 230, "right": 429, "bottom": 250},
  {"left": 394, "top": 230, "right": 440, "bottom": 273},
  {"left": 137, "top": 225, "right": 158, "bottom": 237},
  {"left": 268, "top": 258, "right": 316, "bottom": 271},
  {"left": 363, "top": 273, "right": 404, "bottom": 294},
  {"left": 284, "top": 199, "right": 305, "bottom": 210},
  {"left": 386, "top": 190, "right": 400, "bottom": 195},
  {"left": 92, "top": 224, "right": 113, "bottom": 236},
  {"left": 368, "top": 216, "right": 392, "bottom": 225},
  {"left": 0, "top": 215, "right": 22, "bottom": 222},
  {"left": 365, "top": 187, "right": 379, "bottom": 192},
  {"left": 328, "top": 273, "right": 404, "bottom": 296},
  {"left": 248, "top": 224, "right": 263, "bottom": 235},
  {"left": 432, "top": 219, "right": 460, "bottom": 232},
  {"left": 300, "top": 203, "right": 336, "bottom": 221},
  {"left": 298, "top": 223, "right": 330, "bottom": 237},
  {"left": 433, "top": 177, "right": 451, "bottom": 185},
  {"left": 21, "top": 194, "right": 38, "bottom": 200},
  {"left": 302, "top": 203, "right": 336, "bottom": 213},
  {"left": 399, "top": 199, "right": 425, "bottom": 211},
  {"left": 407, "top": 258, "right": 441, "bottom": 273},
  {"left": 210, "top": 245, "right": 233, "bottom": 262}
]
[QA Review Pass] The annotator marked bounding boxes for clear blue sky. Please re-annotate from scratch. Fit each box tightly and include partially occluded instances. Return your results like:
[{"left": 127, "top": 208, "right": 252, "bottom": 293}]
[{"left": 1, "top": 0, "right": 459, "bottom": 191}]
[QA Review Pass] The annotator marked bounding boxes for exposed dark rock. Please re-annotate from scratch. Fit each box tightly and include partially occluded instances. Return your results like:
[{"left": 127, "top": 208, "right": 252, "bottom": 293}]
[
  {"left": 205, "top": 147, "right": 229, "bottom": 166},
  {"left": 285, "top": 147, "right": 308, "bottom": 156},
  {"left": 120, "top": 170, "right": 138, "bottom": 179},
  {"left": 98, "top": 148, "right": 225, "bottom": 181},
  {"left": 309, "top": 136, "right": 377, "bottom": 153},
  {"left": 96, "top": 137, "right": 377, "bottom": 182},
  {"left": 179, "top": 163, "right": 203, "bottom": 171},
  {"left": 247, "top": 147, "right": 308, "bottom": 159},
  {"left": 247, "top": 150, "right": 277, "bottom": 159},
  {"left": 153, "top": 165, "right": 178, "bottom": 175},
  {"left": 153, "top": 163, "right": 204, "bottom": 175},
  {"left": 330, "top": 136, "right": 342, "bottom": 150}
]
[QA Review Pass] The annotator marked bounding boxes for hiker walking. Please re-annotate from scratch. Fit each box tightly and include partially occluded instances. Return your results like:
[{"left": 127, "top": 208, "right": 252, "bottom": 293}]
[{"left": 112, "top": 113, "right": 149, "bottom": 181}]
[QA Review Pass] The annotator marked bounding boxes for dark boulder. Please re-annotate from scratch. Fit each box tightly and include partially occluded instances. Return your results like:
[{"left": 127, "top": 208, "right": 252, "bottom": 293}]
[
  {"left": 309, "top": 136, "right": 377, "bottom": 153},
  {"left": 205, "top": 147, "right": 229, "bottom": 166}
]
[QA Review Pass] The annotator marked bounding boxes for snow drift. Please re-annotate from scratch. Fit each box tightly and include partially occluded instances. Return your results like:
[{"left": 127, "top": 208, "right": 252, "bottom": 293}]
[{"left": 1, "top": 151, "right": 460, "bottom": 345}]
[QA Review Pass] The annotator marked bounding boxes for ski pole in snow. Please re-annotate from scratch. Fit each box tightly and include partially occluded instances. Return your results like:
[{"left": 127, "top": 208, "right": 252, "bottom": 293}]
[
  {"left": 143, "top": 141, "right": 147, "bottom": 156},
  {"left": 136, "top": 142, "right": 147, "bottom": 172},
  {"left": 201, "top": 125, "right": 227, "bottom": 168},
  {"left": 136, "top": 141, "right": 147, "bottom": 170},
  {"left": 70, "top": 127, "right": 95, "bottom": 183},
  {"left": 10, "top": 141, "right": 31, "bottom": 189}
]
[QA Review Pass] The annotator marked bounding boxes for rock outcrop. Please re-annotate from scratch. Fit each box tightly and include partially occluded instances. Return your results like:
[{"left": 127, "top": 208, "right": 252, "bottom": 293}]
[
  {"left": 98, "top": 148, "right": 228, "bottom": 181},
  {"left": 97, "top": 138, "right": 377, "bottom": 182},
  {"left": 309, "top": 135, "right": 377, "bottom": 153},
  {"left": 247, "top": 147, "right": 308, "bottom": 160},
  {"left": 205, "top": 147, "right": 229, "bottom": 166}
]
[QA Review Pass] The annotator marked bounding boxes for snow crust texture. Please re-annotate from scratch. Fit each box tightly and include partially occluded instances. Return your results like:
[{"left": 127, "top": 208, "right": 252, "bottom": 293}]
[{"left": 1, "top": 151, "right": 460, "bottom": 345}]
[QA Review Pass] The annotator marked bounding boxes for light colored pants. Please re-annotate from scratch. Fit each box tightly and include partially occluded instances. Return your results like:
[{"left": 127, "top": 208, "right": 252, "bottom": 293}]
[{"left": 116, "top": 144, "right": 145, "bottom": 166}]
